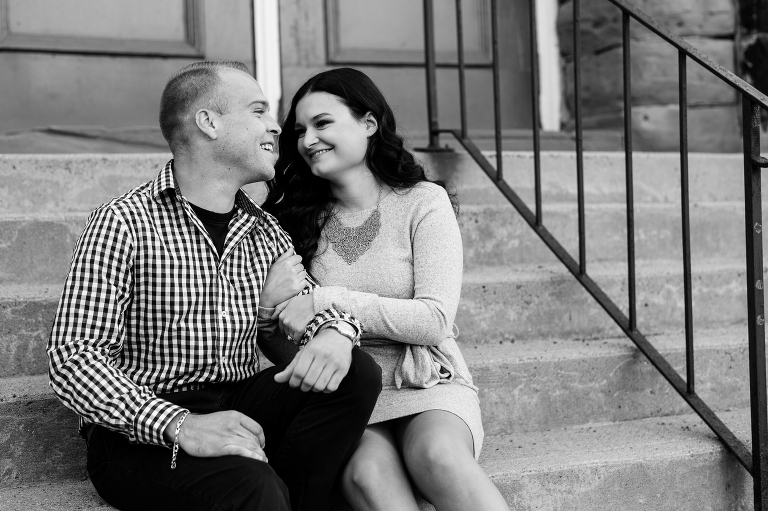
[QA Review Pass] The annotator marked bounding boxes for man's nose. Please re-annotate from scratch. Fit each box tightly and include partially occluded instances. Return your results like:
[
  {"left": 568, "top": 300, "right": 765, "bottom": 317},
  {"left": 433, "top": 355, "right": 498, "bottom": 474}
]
[{"left": 265, "top": 113, "right": 281, "bottom": 135}]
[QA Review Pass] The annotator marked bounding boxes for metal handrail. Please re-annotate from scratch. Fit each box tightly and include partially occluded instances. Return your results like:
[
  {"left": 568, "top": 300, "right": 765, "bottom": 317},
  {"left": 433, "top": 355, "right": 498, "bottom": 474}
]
[{"left": 419, "top": 0, "right": 768, "bottom": 508}]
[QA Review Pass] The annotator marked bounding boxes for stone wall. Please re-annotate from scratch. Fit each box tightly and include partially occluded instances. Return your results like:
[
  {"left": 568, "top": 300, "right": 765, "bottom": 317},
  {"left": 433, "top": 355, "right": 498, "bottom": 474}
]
[{"left": 557, "top": 0, "right": 742, "bottom": 152}]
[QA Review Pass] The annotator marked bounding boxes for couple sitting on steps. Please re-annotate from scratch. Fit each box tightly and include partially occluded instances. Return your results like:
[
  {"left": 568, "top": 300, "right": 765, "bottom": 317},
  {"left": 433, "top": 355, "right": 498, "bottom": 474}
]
[{"left": 47, "top": 61, "right": 510, "bottom": 511}]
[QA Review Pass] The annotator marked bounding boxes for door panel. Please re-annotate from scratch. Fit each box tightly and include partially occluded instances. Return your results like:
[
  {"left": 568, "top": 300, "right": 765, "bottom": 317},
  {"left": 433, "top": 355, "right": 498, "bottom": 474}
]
[
  {"left": 280, "top": 0, "right": 532, "bottom": 138},
  {"left": 1, "top": 1, "right": 252, "bottom": 131}
]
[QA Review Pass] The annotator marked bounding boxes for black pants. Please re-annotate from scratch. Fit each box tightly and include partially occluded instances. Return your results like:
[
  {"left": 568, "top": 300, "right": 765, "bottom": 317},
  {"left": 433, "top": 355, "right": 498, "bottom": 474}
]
[{"left": 86, "top": 349, "right": 381, "bottom": 511}]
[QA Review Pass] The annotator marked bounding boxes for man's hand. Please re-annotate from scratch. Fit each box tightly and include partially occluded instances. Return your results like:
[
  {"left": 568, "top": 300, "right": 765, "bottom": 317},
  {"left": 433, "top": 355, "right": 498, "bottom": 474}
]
[
  {"left": 274, "top": 293, "right": 315, "bottom": 340},
  {"left": 260, "top": 250, "right": 307, "bottom": 308},
  {"left": 163, "top": 410, "right": 267, "bottom": 462},
  {"left": 274, "top": 327, "right": 353, "bottom": 393}
]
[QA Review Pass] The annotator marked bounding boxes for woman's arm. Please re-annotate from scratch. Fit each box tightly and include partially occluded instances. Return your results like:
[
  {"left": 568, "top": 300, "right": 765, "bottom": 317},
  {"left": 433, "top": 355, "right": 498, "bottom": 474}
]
[{"left": 312, "top": 187, "right": 462, "bottom": 346}]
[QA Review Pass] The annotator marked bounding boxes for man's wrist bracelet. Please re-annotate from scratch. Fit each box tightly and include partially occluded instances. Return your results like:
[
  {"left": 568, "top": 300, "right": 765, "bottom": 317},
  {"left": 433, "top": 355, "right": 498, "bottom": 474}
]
[
  {"left": 299, "top": 311, "right": 361, "bottom": 346},
  {"left": 170, "top": 410, "right": 190, "bottom": 470}
]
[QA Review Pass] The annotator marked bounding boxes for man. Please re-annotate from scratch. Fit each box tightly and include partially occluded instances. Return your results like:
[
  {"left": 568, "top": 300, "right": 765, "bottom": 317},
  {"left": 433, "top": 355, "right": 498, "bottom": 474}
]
[{"left": 47, "top": 61, "right": 381, "bottom": 511}]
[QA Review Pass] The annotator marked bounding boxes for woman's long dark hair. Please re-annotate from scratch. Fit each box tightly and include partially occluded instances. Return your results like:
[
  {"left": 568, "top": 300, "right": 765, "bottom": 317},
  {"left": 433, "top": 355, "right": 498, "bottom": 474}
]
[{"left": 262, "top": 67, "right": 457, "bottom": 265}]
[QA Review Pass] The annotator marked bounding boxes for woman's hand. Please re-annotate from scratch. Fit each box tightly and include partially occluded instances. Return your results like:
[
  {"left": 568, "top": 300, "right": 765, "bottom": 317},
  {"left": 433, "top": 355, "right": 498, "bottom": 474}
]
[
  {"left": 276, "top": 294, "right": 316, "bottom": 341},
  {"left": 261, "top": 250, "right": 308, "bottom": 308}
]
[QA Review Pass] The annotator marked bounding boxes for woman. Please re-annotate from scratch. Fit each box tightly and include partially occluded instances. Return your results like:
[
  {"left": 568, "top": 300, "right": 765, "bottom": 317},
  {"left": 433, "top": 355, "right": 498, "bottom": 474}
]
[{"left": 260, "top": 68, "right": 508, "bottom": 511}]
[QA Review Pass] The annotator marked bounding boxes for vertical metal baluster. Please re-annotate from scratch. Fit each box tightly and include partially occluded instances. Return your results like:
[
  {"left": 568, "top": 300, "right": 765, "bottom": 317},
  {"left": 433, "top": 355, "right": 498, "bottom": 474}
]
[
  {"left": 423, "top": 0, "right": 441, "bottom": 149},
  {"left": 529, "top": 0, "right": 542, "bottom": 225},
  {"left": 743, "top": 98, "right": 768, "bottom": 511},
  {"left": 678, "top": 51, "right": 694, "bottom": 393},
  {"left": 622, "top": 10, "right": 636, "bottom": 331},
  {"left": 456, "top": 0, "right": 468, "bottom": 139},
  {"left": 574, "top": 0, "right": 586, "bottom": 274},
  {"left": 491, "top": 0, "right": 502, "bottom": 180}
]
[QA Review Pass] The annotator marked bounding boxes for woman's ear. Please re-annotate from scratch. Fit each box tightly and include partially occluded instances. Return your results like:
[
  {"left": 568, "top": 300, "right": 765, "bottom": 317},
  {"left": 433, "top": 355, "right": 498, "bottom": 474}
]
[
  {"left": 195, "top": 108, "right": 219, "bottom": 140},
  {"left": 363, "top": 113, "right": 378, "bottom": 137}
]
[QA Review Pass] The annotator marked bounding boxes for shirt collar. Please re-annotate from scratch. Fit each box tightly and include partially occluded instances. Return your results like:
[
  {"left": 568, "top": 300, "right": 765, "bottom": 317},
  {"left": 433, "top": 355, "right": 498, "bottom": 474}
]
[{"left": 151, "top": 159, "right": 265, "bottom": 219}]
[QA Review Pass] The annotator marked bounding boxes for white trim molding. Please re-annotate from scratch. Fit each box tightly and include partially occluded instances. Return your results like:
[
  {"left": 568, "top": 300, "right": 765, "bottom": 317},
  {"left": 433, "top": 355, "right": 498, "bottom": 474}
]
[
  {"left": 537, "top": 0, "right": 562, "bottom": 131},
  {"left": 254, "top": 0, "right": 282, "bottom": 121}
]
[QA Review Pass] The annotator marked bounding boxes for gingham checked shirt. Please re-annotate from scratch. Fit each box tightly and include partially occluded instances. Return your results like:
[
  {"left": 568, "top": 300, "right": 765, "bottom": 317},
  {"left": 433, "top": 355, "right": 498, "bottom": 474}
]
[{"left": 48, "top": 161, "right": 360, "bottom": 447}]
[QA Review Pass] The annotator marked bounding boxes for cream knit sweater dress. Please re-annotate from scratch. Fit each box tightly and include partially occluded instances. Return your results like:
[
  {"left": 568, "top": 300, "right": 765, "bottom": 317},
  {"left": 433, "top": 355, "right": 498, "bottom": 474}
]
[{"left": 311, "top": 182, "right": 484, "bottom": 457}]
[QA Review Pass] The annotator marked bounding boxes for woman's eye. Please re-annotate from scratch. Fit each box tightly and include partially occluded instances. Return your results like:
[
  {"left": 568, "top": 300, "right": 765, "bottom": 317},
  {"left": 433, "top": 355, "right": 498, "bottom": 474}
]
[
  {"left": 295, "top": 130, "right": 305, "bottom": 138},
  {"left": 316, "top": 119, "right": 330, "bottom": 128}
]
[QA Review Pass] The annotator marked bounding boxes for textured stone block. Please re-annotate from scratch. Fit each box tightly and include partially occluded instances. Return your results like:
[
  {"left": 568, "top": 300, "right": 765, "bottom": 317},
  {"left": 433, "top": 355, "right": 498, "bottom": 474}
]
[
  {"left": 563, "top": 38, "right": 736, "bottom": 117},
  {"left": 558, "top": 0, "right": 735, "bottom": 58},
  {"left": 632, "top": 105, "right": 742, "bottom": 152}
]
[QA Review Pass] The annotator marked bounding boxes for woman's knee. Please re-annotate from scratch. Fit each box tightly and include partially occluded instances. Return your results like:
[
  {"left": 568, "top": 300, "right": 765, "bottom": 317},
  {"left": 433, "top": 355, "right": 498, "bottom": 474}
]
[
  {"left": 405, "top": 436, "right": 471, "bottom": 484},
  {"left": 342, "top": 454, "right": 389, "bottom": 498}
]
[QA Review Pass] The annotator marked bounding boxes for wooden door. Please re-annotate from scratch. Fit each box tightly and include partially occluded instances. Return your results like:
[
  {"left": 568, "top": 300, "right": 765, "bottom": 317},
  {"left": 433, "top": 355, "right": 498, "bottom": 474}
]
[
  {"left": 279, "top": 0, "right": 534, "bottom": 143},
  {"left": 0, "top": 0, "right": 254, "bottom": 131}
]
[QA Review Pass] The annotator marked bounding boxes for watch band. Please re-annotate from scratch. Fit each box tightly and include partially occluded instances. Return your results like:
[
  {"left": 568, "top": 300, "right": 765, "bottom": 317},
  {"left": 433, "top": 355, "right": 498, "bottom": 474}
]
[{"left": 322, "top": 321, "right": 361, "bottom": 347}]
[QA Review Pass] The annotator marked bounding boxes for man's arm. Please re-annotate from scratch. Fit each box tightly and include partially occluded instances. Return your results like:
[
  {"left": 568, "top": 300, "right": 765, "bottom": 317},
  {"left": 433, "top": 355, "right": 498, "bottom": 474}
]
[{"left": 47, "top": 206, "right": 186, "bottom": 446}]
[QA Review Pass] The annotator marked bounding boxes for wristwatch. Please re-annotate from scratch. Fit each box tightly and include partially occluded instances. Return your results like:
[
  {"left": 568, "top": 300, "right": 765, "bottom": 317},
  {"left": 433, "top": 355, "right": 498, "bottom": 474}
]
[{"left": 321, "top": 320, "right": 361, "bottom": 347}]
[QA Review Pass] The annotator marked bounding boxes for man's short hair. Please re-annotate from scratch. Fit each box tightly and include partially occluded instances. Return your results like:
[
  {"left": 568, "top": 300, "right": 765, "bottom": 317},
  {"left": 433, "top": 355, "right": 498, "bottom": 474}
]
[{"left": 159, "top": 60, "right": 250, "bottom": 151}]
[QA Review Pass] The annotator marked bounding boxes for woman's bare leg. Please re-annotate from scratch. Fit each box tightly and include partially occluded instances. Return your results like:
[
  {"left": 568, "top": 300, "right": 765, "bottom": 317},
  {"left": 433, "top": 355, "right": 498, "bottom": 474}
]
[
  {"left": 397, "top": 410, "right": 509, "bottom": 511},
  {"left": 341, "top": 422, "right": 420, "bottom": 511}
]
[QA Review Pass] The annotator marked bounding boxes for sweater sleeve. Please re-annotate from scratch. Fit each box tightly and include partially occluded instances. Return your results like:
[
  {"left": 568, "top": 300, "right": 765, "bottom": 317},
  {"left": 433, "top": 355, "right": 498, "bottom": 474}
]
[{"left": 312, "top": 187, "right": 462, "bottom": 346}]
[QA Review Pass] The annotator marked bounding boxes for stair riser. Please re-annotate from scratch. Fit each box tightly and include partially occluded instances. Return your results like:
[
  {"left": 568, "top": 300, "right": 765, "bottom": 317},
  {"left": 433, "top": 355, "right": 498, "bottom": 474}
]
[
  {"left": 478, "top": 342, "right": 749, "bottom": 436},
  {"left": 494, "top": 453, "right": 751, "bottom": 511},
  {"left": 0, "top": 153, "right": 752, "bottom": 215},
  {"left": 426, "top": 151, "right": 753, "bottom": 206},
  {"left": 460, "top": 203, "right": 749, "bottom": 269},
  {"left": 0, "top": 202, "right": 753, "bottom": 288},
  {"left": 0, "top": 336, "right": 750, "bottom": 488},
  {"left": 1, "top": 263, "right": 752, "bottom": 377},
  {"left": 0, "top": 398, "right": 85, "bottom": 488},
  {"left": 458, "top": 266, "right": 751, "bottom": 343}
]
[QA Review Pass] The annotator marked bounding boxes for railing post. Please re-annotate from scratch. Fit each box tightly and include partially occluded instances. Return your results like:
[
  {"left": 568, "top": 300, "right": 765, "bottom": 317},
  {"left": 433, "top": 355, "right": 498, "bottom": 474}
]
[
  {"left": 422, "top": 0, "right": 441, "bottom": 150},
  {"left": 744, "top": 97, "right": 768, "bottom": 511},
  {"left": 574, "top": 0, "right": 586, "bottom": 274},
  {"left": 529, "top": 0, "right": 542, "bottom": 225},
  {"left": 678, "top": 51, "right": 695, "bottom": 394},
  {"left": 490, "top": 0, "right": 503, "bottom": 179},
  {"left": 622, "top": 11, "right": 637, "bottom": 331}
]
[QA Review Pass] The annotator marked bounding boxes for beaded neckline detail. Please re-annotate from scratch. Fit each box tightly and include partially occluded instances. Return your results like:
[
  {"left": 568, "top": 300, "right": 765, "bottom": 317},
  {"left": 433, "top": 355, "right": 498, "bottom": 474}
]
[{"left": 325, "top": 186, "right": 383, "bottom": 264}]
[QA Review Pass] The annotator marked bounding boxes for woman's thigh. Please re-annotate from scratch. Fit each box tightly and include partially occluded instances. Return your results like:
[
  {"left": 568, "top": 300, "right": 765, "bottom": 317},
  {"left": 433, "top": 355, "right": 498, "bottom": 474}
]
[
  {"left": 396, "top": 410, "right": 475, "bottom": 486},
  {"left": 342, "top": 423, "right": 419, "bottom": 511}
]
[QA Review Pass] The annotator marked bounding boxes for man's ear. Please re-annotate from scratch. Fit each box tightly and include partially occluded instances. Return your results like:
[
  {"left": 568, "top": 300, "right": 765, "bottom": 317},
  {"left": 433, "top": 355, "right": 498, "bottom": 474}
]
[
  {"left": 195, "top": 109, "right": 219, "bottom": 140},
  {"left": 363, "top": 113, "right": 378, "bottom": 137}
]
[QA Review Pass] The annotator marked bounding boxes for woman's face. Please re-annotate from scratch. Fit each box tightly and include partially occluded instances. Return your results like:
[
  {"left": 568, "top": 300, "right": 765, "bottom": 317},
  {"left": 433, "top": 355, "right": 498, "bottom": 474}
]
[{"left": 293, "top": 91, "right": 373, "bottom": 181}]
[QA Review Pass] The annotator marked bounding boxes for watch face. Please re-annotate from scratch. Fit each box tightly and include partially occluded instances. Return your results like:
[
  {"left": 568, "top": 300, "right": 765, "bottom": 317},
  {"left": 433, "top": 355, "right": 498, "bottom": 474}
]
[{"left": 334, "top": 322, "right": 356, "bottom": 336}]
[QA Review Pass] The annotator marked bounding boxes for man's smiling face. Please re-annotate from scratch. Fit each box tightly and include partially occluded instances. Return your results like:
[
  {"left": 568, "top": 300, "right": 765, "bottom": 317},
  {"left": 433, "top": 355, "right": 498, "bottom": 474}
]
[{"left": 215, "top": 68, "right": 281, "bottom": 184}]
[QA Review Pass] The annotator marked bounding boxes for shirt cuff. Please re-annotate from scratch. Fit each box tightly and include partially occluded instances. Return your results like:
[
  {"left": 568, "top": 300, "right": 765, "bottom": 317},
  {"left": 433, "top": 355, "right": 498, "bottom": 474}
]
[
  {"left": 300, "top": 308, "right": 363, "bottom": 345},
  {"left": 258, "top": 305, "right": 276, "bottom": 323},
  {"left": 133, "top": 397, "right": 189, "bottom": 447}
]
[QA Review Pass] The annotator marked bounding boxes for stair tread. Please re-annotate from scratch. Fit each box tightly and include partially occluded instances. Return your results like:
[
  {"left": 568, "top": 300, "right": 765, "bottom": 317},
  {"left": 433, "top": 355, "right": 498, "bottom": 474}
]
[
  {"left": 3, "top": 324, "right": 748, "bottom": 399},
  {"left": 0, "top": 409, "right": 751, "bottom": 510}
]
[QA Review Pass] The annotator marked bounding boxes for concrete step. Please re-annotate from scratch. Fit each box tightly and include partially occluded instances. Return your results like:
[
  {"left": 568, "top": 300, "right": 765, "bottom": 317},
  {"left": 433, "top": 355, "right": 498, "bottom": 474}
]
[
  {"left": 425, "top": 151, "right": 755, "bottom": 206},
  {"left": 468, "top": 326, "right": 750, "bottom": 436},
  {"left": 1, "top": 199, "right": 752, "bottom": 287},
  {"left": 460, "top": 201, "right": 751, "bottom": 269},
  {"left": 1, "top": 326, "right": 750, "bottom": 487},
  {"left": 0, "top": 154, "right": 262, "bottom": 216},
  {"left": 0, "top": 410, "right": 754, "bottom": 510},
  {"left": 1, "top": 258, "right": 756, "bottom": 377},
  {"left": 487, "top": 409, "right": 753, "bottom": 510},
  {"left": 458, "top": 260, "right": 755, "bottom": 342},
  {"left": 0, "top": 152, "right": 753, "bottom": 215}
]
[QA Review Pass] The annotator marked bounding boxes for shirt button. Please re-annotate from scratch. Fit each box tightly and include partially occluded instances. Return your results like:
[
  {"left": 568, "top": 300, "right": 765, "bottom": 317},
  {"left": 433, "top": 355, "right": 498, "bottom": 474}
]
[{"left": 221, "top": 310, "right": 228, "bottom": 319}]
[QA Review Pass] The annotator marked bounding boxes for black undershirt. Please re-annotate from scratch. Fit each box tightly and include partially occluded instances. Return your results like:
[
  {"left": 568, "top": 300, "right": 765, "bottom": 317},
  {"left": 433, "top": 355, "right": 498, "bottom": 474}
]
[{"left": 189, "top": 203, "right": 237, "bottom": 258}]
